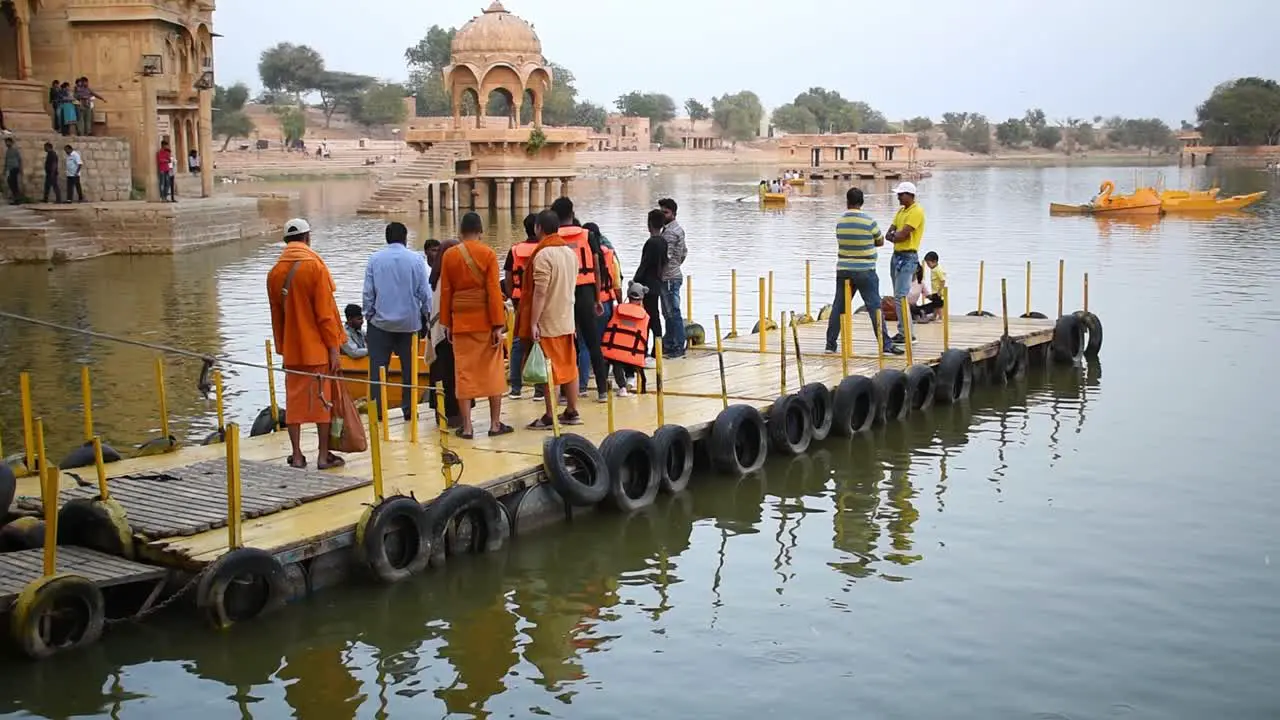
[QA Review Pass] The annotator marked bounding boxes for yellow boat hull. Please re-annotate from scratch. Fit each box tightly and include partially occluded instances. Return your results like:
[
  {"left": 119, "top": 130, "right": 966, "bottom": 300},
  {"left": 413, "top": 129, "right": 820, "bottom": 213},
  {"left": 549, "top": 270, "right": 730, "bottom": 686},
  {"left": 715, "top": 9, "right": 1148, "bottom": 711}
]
[
  {"left": 339, "top": 354, "right": 432, "bottom": 408},
  {"left": 760, "top": 192, "right": 788, "bottom": 205},
  {"left": 1049, "top": 202, "right": 1090, "bottom": 215},
  {"left": 1162, "top": 190, "right": 1266, "bottom": 213},
  {"left": 786, "top": 178, "right": 806, "bottom": 187}
]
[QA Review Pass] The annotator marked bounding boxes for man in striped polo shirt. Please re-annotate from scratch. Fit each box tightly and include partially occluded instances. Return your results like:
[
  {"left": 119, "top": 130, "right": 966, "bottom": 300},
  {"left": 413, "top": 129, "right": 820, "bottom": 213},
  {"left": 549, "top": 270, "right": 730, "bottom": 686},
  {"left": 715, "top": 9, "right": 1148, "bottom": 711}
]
[{"left": 825, "top": 187, "right": 903, "bottom": 355}]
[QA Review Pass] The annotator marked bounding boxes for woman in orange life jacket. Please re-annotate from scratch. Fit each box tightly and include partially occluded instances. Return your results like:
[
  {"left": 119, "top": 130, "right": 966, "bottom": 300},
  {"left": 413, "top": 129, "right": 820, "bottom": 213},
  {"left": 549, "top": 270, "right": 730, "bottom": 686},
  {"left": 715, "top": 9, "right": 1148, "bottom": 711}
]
[
  {"left": 581, "top": 221, "right": 623, "bottom": 385},
  {"left": 600, "top": 281, "right": 651, "bottom": 396},
  {"left": 504, "top": 213, "right": 541, "bottom": 399}
]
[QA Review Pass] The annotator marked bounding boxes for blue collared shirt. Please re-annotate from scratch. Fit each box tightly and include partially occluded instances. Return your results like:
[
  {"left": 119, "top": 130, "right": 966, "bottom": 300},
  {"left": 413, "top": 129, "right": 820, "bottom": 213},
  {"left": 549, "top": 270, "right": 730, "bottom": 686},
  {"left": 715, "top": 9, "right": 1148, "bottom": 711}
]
[{"left": 363, "top": 243, "right": 431, "bottom": 333}]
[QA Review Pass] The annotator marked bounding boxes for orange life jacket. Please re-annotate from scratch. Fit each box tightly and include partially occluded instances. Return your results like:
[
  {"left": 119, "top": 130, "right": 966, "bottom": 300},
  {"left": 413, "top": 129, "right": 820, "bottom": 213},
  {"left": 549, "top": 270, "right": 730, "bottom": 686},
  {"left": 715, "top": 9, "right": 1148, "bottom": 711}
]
[
  {"left": 508, "top": 241, "right": 537, "bottom": 300},
  {"left": 598, "top": 245, "right": 621, "bottom": 304},
  {"left": 601, "top": 302, "right": 648, "bottom": 366},
  {"left": 558, "top": 225, "right": 595, "bottom": 286}
]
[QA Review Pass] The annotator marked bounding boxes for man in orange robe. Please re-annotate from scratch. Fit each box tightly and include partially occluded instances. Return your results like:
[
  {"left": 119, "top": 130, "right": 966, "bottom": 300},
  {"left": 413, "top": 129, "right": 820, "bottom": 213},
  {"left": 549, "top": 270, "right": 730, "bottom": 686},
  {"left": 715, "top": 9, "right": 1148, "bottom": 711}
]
[
  {"left": 438, "top": 212, "right": 511, "bottom": 439},
  {"left": 266, "top": 218, "right": 347, "bottom": 469}
]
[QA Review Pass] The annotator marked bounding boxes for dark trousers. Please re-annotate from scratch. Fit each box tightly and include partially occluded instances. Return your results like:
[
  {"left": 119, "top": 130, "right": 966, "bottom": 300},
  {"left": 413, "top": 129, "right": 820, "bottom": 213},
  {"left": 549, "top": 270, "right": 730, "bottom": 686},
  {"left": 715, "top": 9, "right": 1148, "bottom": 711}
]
[
  {"left": 42, "top": 173, "right": 61, "bottom": 203},
  {"left": 159, "top": 172, "right": 173, "bottom": 201},
  {"left": 6, "top": 169, "right": 20, "bottom": 202},
  {"left": 367, "top": 324, "right": 416, "bottom": 420},
  {"left": 573, "top": 284, "right": 608, "bottom": 394},
  {"left": 607, "top": 360, "right": 646, "bottom": 392},
  {"left": 429, "top": 339, "right": 460, "bottom": 424},
  {"left": 66, "top": 176, "right": 83, "bottom": 202},
  {"left": 826, "top": 270, "right": 892, "bottom": 352},
  {"left": 642, "top": 293, "right": 662, "bottom": 357}
]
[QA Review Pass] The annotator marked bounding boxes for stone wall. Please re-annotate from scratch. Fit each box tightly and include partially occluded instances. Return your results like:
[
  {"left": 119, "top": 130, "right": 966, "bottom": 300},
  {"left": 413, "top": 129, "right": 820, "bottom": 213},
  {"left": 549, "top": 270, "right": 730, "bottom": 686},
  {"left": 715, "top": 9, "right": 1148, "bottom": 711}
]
[
  {"left": 1202, "top": 145, "right": 1280, "bottom": 166},
  {"left": 5, "top": 133, "right": 133, "bottom": 202},
  {"left": 42, "top": 196, "right": 290, "bottom": 256}
]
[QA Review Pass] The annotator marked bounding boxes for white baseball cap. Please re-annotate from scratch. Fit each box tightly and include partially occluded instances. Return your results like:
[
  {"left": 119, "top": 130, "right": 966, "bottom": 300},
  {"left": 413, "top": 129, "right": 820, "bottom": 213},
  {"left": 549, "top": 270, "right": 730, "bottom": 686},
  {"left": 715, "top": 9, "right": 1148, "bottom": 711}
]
[
  {"left": 283, "top": 218, "right": 311, "bottom": 238},
  {"left": 892, "top": 182, "right": 918, "bottom": 196}
]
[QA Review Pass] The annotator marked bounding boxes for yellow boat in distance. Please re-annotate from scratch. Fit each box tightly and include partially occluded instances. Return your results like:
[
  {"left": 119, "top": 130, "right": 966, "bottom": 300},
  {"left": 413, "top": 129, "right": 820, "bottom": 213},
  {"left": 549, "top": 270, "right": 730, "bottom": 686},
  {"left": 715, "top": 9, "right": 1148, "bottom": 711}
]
[
  {"left": 758, "top": 185, "right": 789, "bottom": 205},
  {"left": 1160, "top": 188, "right": 1267, "bottom": 213},
  {"left": 1049, "top": 180, "right": 1163, "bottom": 216},
  {"left": 786, "top": 177, "right": 807, "bottom": 187}
]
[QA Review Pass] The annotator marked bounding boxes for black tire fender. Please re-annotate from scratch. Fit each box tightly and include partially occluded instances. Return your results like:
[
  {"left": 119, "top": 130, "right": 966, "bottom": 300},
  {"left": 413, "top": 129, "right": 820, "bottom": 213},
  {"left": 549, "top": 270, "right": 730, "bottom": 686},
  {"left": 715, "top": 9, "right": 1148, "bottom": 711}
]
[
  {"left": 684, "top": 322, "right": 706, "bottom": 347},
  {"left": 966, "top": 310, "right": 996, "bottom": 317},
  {"left": 0, "top": 516, "right": 44, "bottom": 552},
  {"left": 57, "top": 497, "right": 133, "bottom": 558},
  {"left": 542, "top": 433, "right": 610, "bottom": 507},
  {"left": 58, "top": 441, "right": 124, "bottom": 470},
  {"left": 1052, "top": 313, "right": 1085, "bottom": 363},
  {"left": 1073, "top": 310, "right": 1103, "bottom": 357},
  {"left": 600, "top": 430, "right": 661, "bottom": 512},
  {"left": 905, "top": 365, "right": 937, "bottom": 412},
  {"left": 195, "top": 547, "right": 288, "bottom": 630},
  {"left": 832, "top": 375, "right": 876, "bottom": 437},
  {"left": 708, "top": 404, "right": 769, "bottom": 476},
  {"left": 935, "top": 349, "right": 974, "bottom": 405},
  {"left": 355, "top": 495, "right": 431, "bottom": 582},
  {"left": 996, "top": 337, "right": 1029, "bottom": 382},
  {"left": 870, "top": 369, "right": 910, "bottom": 423},
  {"left": 1020, "top": 311, "right": 1049, "bottom": 320},
  {"left": 798, "top": 382, "right": 834, "bottom": 441},
  {"left": 766, "top": 394, "right": 814, "bottom": 456},
  {"left": 652, "top": 424, "right": 693, "bottom": 495},
  {"left": 423, "top": 484, "right": 507, "bottom": 567},
  {"left": 0, "top": 461, "right": 14, "bottom": 516},
  {"left": 8, "top": 573, "right": 105, "bottom": 660},
  {"left": 249, "top": 407, "right": 286, "bottom": 437},
  {"left": 201, "top": 428, "right": 226, "bottom": 446}
]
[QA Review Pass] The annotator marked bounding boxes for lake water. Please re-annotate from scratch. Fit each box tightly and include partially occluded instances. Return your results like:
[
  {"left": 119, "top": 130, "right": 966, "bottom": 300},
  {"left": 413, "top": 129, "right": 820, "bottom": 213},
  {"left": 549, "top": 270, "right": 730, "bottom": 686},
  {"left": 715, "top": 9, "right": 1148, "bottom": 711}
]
[{"left": 1, "top": 165, "right": 1278, "bottom": 718}]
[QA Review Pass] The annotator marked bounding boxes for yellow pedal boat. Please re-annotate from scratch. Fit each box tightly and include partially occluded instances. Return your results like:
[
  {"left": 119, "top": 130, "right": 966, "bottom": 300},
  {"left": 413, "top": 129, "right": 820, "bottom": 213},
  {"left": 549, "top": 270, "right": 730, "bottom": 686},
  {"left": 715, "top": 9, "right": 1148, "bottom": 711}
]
[
  {"left": 1161, "top": 188, "right": 1266, "bottom": 213},
  {"left": 1049, "top": 180, "right": 1162, "bottom": 216}
]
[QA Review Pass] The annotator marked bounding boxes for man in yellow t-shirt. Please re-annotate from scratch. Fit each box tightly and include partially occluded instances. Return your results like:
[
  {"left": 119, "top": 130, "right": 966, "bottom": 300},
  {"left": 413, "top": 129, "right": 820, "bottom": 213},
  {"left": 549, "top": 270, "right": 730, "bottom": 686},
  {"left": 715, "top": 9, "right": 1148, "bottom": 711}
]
[{"left": 886, "top": 181, "right": 925, "bottom": 342}]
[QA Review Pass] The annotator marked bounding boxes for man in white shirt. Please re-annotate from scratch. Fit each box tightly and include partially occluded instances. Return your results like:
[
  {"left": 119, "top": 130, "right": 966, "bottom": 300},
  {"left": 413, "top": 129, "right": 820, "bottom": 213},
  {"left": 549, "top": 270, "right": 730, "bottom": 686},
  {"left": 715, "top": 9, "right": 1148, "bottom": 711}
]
[{"left": 63, "top": 144, "right": 83, "bottom": 203}]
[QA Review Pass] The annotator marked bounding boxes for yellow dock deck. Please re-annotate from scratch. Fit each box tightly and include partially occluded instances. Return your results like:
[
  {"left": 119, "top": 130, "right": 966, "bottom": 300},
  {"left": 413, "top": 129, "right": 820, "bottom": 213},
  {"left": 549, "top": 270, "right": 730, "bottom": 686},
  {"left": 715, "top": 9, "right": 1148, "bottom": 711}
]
[{"left": 16, "top": 315, "right": 1054, "bottom": 570}]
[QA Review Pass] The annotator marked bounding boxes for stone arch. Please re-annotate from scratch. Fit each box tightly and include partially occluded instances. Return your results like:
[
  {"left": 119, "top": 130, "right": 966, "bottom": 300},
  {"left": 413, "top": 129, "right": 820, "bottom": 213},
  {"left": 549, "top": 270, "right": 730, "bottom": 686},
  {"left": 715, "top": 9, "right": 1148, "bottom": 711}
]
[
  {"left": 480, "top": 63, "right": 524, "bottom": 130},
  {"left": 486, "top": 86, "right": 516, "bottom": 128},
  {"left": 447, "top": 64, "right": 483, "bottom": 129},
  {"left": 458, "top": 87, "right": 481, "bottom": 128},
  {"left": 525, "top": 67, "right": 551, "bottom": 126},
  {"left": 195, "top": 23, "right": 212, "bottom": 69}
]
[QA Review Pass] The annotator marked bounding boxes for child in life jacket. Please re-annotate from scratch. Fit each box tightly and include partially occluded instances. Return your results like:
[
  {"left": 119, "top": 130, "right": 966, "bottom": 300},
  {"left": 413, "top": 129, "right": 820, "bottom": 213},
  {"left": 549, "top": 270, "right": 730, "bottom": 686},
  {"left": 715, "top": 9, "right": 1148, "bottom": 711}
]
[{"left": 600, "top": 281, "right": 651, "bottom": 396}]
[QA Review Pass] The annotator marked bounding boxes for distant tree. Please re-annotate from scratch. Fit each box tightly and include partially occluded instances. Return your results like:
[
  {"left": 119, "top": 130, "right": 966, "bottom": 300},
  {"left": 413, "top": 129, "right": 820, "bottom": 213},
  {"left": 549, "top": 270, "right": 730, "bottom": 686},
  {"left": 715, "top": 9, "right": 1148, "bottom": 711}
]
[
  {"left": 212, "top": 83, "right": 254, "bottom": 151},
  {"left": 1106, "top": 117, "right": 1175, "bottom": 150},
  {"left": 653, "top": 125, "right": 667, "bottom": 147},
  {"left": 1196, "top": 77, "right": 1280, "bottom": 145},
  {"left": 904, "top": 116, "right": 933, "bottom": 132},
  {"left": 1074, "top": 122, "right": 1098, "bottom": 149},
  {"left": 314, "top": 71, "right": 375, "bottom": 127},
  {"left": 849, "top": 101, "right": 889, "bottom": 132},
  {"left": 685, "top": 98, "right": 711, "bottom": 121},
  {"left": 1180, "top": 119, "right": 1194, "bottom": 131},
  {"left": 540, "top": 62, "right": 585, "bottom": 126},
  {"left": 404, "top": 26, "right": 456, "bottom": 117},
  {"left": 1023, "top": 107, "right": 1047, "bottom": 131},
  {"left": 351, "top": 83, "right": 408, "bottom": 129},
  {"left": 1033, "top": 125, "right": 1063, "bottom": 150},
  {"left": 995, "top": 118, "right": 1030, "bottom": 146},
  {"left": 272, "top": 103, "right": 308, "bottom": 146},
  {"left": 615, "top": 91, "right": 677, "bottom": 123},
  {"left": 958, "top": 113, "right": 991, "bottom": 153},
  {"left": 712, "top": 90, "right": 764, "bottom": 142},
  {"left": 916, "top": 131, "right": 933, "bottom": 150},
  {"left": 939, "top": 112, "right": 969, "bottom": 142},
  {"left": 771, "top": 104, "right": 819, "bottom": 134},
  {"left": 571, "top": 101, "right": 608, "bottom": 131},
  {"left": 258, "top": 43, "right": 325, "bottom": 100}
]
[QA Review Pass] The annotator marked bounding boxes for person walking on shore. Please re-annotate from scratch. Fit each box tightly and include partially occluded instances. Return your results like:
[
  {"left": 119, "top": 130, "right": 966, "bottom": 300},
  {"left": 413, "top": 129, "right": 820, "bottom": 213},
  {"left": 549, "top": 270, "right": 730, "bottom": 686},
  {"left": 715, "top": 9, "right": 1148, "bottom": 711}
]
[
  {"left": 657, "top": 198, "right": 687, "bottom": 358},
  {"left": 41, "top": 142, "right": 61, "bottom": 203},
  {"left": 266, "top": 218, "right": 347, "bottom": 470},
  {"left": 363, "top": 221, "right": 431, "bottom": 421},
  {"left": 64, "top": 144, "right": 84, "bottom": 203},
  {"left": 4, "top": 137, "right": 22, "bottom": 204},
  {"left": 886, "top": 181, "right": 926, "bottom": 344},
  {"left": 518, "top": 209, "right": 581, "bottom": 429},
  {"left": 826, "top": 187, "right": 902, "bottom": 355}
]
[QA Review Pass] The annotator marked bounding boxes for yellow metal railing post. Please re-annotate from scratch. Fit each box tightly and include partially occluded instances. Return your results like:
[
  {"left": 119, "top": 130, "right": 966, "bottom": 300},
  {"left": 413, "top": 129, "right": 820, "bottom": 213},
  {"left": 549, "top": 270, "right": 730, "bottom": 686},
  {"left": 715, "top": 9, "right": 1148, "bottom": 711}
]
[
  {"left": 20, "top": 371, "right": 35, "bottom": 472},
  {"left": 714, "top": 315, "right": 729, "bottom": 409},
  {"left": 367, "top": 406, "right": 385, "bottom": 500},
  {"left": 767, "top": 270, "right": 775, "bottom": 321},
  {"left": 655, "top": 342, "right": 666, "bottom": 426},
  {"left": 154, "top": 357, "right": 170, "bottom": 441},
  {"left": 757, "top": 277, "right": 767, "bottom": 353},
  {"left": 92, "top": 436, "right": 109, "bottom": 500},
  {"left": 686, "top": 274, "right": 693, "bottom": 324},
  {"left": 42, "top": 462, "right": 58, "bottom": 576},
  {"left": 34, "top": 416, "right": 47, "bottom": 489},
  {"left": 790, "top": 312, "right": 806, "bottom": 387},
  {"left": 213, "top": 370, "right": 225, "bottom": 437},
  {"left": 378, "top": 366, "right": 390, "bottom": 442},
  {"left": 1024, "top": 260, "right": 1032, "bottom": 316},
  {"left": 942, "top": 287, "right": 951, "bottom": 350},
  {"left": 434, "top": 381, "right": 458, "bottom": 484},
  {"left": 225, "top": 423, "right": 243, "bottom": 549},
  {"left": 409, "top": 336, "right": 420, "bottom": 443},
  {"left": 606, "top": 382, "right": 615, "bottom": 434},
  {"left": 1083, "top": 272, "right": 1090, "bottom": 313},
  {"left": 1001, "top": 278, "right": 1010, "bottom": 336},
  {"left": 1057, "top": 259, "right": 1065, "bottom": 318},
  {"left": 729, "top": 269, "right": 738, "bottom": 338},
  {"left": 900, "top": 299, "right": 914, "bottom": 366},
  {"left": 80, "top": 365, "right": 94, "bottom": 441},
  {"left": 265, "top": 340, "right": 280, "bottom": 429},
  {"left": 874, "top": 310, "right": 886, "bottom": 370},
  {"left": 977, "top": 260, "right": 986, "bottom": 314},
  {"left": 778, "top": 311, "right": 787, "bottom": 395},
  {"left": 841, "top": 279, "right": 853, "bottom": 376},
  {"left": 804, "top": 260, "right": 813, "bottom": 321}
]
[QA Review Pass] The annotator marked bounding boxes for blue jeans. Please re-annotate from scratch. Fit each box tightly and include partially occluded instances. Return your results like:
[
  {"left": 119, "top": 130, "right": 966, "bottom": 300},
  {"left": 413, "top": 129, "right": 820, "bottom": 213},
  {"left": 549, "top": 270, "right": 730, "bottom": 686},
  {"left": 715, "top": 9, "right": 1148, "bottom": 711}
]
[
  {"left": 577, "top": 300, "right": 614, "bottom": 392},
  {"left": 889, "top": 251, "right": 920, "bottom": 336},
  {"left": 825, "top": 270, "right": 892, "bottom": 352},
  {"left": 508, "top": 337, "right": 526, "bottom": 394},
  {"left": 661, "top": 277, "right": 685, "bottom": 355}
]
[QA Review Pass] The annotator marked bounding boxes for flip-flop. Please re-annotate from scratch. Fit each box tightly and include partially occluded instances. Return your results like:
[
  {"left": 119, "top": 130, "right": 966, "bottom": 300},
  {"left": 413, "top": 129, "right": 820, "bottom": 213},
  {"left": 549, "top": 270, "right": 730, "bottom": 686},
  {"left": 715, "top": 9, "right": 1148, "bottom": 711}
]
[
  {"left": 286, "top": 456, "right": 307, "bottom": 469},
  {"left": 317, "top": 453, "right": 344, "bottom": 470},
  {"left": 455, "top": 428, "right": 474, "bottom": 440},
  {"left": 488, "top": 422, "right": 515, "bottom": 437},
  {"left": 527, "top": 415, "right": 554, "bottom": 430},
  {"left": 558, "top": 412, "right": 584, "bottom": 426}
]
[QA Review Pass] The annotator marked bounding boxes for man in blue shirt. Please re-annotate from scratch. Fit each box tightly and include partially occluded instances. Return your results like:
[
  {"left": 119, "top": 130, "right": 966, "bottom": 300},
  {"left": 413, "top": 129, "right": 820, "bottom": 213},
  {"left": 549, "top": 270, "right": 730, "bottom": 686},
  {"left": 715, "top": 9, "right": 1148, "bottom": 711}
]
[
  {"left": 363, "top": 221, "right": 432, "bottom": 420},
  {"left": 826, "top": 187, "right": 902, "bottom": 355}
]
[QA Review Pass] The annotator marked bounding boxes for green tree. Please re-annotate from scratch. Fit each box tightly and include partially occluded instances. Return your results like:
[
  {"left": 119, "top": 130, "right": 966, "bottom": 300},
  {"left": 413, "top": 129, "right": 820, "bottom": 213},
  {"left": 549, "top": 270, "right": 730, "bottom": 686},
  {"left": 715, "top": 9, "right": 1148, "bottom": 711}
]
[
  {"left": 540, "top": 62, "right": 584, "bottom": 126},
  {"left": 904, "top": 116, "right": 933, "bottom": 132},
  {"left": 916, "top": 132, "right": 933, "bottom": 150},
  {"left": 571, "top": 101, "right": 607, "bottom": 131},
  {"left": 258, "top": 43, "right": 325, "bottom": 100},
  {"left": 1033, "top": 125, "right": 1062, "bottom": 150},
  {"left": 711, "top": 91, "right": 764, "bottom": 142},
  {"left": 351, "top": 83, "right": 408, "bottom": 129},
  {"left": 272, "top": 103, "right": 307, "bottom": 146},
  {"left": 212, "top": 82, "right": 255, "bottom": 151},
  {"left": 685, "top": 98, "right": 710, "bottom": 121},
  {"left": 615, "top": 91, "right": 677, "bottom": 123},
  {"left": 1106, "top": 117, "right": 1175, "bottom": 150},
  {"left": 940, "top": 112, "right": 969, "bottom": 141},
  {"left": 771, "top": 104, "right": 819, "bottom": 134},
  {"left": 958, "top": 113, "right": 991, "bottom": 153},
  {"left": 404, "top": 26, "right": 456, "bottom": 117},
  {"left": 995, "top": 117, "right": 1030, "bottom": 146},
  {"left": 1074, "top": 122, "right": 1097, "bottom": 149},
  {"left": 1024, "top": 107, "right": 1047, "bottom": 131},
  {"left": 314, "top": 71, "right": 374, "bottom": 127},
  {"left": 1196, "top": 77, "right": 1280, "bottom": 145},
  {"left": 653, "top": 125, "right": 668, "bottom": 147}
]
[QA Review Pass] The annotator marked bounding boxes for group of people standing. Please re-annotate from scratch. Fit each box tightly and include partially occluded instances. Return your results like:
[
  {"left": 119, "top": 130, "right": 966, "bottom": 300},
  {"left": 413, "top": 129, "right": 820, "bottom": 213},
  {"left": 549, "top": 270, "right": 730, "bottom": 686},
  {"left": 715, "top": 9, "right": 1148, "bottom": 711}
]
[
  {"left": 3, "top": 137, "right": 84, "bottom": 204},
  {"left": 50, "top": 78, "right": 104, "bottom": 137}
]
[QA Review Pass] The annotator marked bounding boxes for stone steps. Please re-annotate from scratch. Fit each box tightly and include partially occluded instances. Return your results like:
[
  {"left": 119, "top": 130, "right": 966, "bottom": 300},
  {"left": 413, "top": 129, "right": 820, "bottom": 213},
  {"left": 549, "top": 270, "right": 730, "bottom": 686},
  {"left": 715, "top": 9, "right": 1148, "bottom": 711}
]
[
  {"left": 0, "top": 205, "right": 92, "bottom": 263},
  {"left": 355, "top": 141, "right": 470, "bottom": 215}
]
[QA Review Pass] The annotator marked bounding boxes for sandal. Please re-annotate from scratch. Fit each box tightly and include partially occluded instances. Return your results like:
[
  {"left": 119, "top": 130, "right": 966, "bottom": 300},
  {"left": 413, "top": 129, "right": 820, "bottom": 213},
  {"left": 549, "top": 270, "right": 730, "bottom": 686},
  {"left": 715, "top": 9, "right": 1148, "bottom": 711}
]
[
  {"left": 488, "top": 422, "right": 515, "bottom": 437},
  {"left": 455, "top": 428, "right": 474, "bottom": 440},
  {"left": 286, "top": 456, "right": 307, "bottom": 469},
  {"left": 527, "top": 415, "right": 554, "bottom": 430},
  {"left": 317, "top": 453, "right": 345, "bottom": 470},
  {"left": 558, "top": 411, "right": 583, "bottom": 426}
]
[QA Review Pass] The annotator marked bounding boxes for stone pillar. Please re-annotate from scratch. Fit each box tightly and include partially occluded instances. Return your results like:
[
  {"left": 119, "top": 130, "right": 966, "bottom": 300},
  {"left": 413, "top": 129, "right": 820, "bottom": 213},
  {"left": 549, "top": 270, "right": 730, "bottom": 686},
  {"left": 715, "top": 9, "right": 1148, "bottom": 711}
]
[
  {"left": 513, "top": 178, "right": 529, "bottom": 209},
  {"left": 14, "top": 2, "right": 32, "bottom": 80},
  {"left": 494, "top": 178, "right": 511, "bottom": 210},
  {"left": 529, "top": 178, "right": 543, "bottom": 209},
  {"left": 544, "top": 178, "right": 555, "bottom": 206},
  {"left": 473, "top": 178, "right": 490, "bottom": 210},
  {"left": 455, "top": 180, "right": 472, "bottom": 210},
  {"left": 426, "top": 183, "right": 437, "bottom": 215},
  {"left": 561, "top": 178, "right": 574, "bottom": 198},
  {"left": 198, "top": 87, "right": 214, "bottom": 198},
  {"left": 142, "top": 79, "right": 161, "bottom": 202},
  {"left": 442, "top": 181, "right": 453, "bottom": 212}
]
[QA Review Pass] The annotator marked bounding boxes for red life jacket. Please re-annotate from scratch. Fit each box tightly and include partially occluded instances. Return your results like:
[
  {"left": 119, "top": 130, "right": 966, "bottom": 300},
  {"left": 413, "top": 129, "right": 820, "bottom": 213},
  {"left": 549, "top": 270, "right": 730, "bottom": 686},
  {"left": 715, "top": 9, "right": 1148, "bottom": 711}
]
[
  {"left": 508, "top": 241, "right": 537, "bottom": 300},
  {"left": 601, "top": 302, "right": 648, "bottom": 366},
  {"left": 598, "top": 245, "right": 621, "bottom": 304},
  {"left": 558, "top": 226, "right": 595, "bottom": 286}
]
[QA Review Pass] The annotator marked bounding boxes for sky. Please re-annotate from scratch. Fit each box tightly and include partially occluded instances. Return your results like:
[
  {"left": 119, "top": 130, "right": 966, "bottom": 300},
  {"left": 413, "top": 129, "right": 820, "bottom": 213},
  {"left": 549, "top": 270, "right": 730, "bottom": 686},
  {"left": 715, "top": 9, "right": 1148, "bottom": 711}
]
[{"left": 212, "top": 0, "right": 1280, "bottom": 124}]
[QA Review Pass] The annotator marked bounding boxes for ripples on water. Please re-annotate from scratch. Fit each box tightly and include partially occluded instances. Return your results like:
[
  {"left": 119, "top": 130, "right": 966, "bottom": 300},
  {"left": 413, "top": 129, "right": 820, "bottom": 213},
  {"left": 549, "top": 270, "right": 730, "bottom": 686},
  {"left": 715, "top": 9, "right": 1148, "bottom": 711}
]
[{"left": 1, "top": 166, "right": 1279, "bottom": 718}]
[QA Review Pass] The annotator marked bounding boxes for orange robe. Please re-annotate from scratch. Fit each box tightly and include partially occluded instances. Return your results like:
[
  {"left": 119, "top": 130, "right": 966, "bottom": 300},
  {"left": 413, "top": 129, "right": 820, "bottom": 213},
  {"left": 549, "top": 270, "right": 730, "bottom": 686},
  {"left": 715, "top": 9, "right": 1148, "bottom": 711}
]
[
  {"left": 438, "top": 239, "right": 506, "bottom": 400},
  {"left": 266, "top": 242, "right": 346, "bottom": 424}
]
